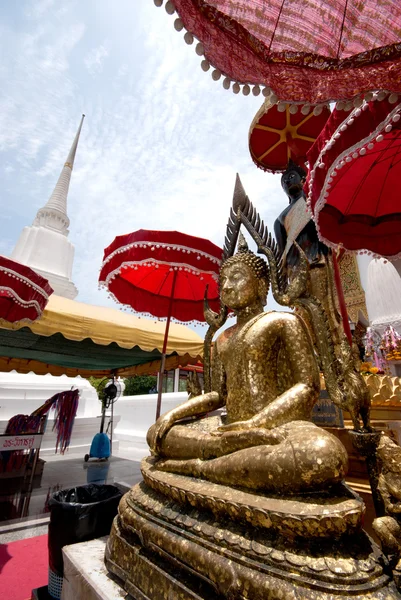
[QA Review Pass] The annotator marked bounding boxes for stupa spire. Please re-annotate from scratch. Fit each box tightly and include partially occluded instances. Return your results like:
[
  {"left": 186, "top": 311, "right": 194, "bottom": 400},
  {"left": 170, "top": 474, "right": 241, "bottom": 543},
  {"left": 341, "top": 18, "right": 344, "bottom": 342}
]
[{"left": 34, "top": 114, "right": 85, "bottom": 234}]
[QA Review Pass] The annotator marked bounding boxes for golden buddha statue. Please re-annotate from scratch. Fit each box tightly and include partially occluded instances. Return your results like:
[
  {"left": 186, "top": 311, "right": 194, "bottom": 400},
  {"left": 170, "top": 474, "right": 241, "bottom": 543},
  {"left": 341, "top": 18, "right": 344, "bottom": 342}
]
[
  {"left": 106, "top": 191, "right": 398, "bottom": 600},
  {"left": 147, "top": 236, "right": 348, "bottom": 495}
]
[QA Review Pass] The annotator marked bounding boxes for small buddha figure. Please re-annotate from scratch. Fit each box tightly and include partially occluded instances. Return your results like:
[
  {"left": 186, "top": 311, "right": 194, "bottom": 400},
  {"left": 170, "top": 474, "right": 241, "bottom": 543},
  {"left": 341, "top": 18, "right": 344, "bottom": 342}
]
[
  {"left": 373, "top": 436, "right": 401, "bottom": 561},
  {"left": 147, "top": 237, "right": 348, "bottom": 495},
  {"left": 274, "top": 160, "right": 342, "bottom": 348}
]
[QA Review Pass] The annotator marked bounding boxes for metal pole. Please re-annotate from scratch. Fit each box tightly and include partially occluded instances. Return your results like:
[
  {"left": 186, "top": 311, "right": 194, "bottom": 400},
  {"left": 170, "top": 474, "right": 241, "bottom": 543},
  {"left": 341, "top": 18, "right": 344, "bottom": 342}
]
[
  {"left": 155, "top": 270, "right": 178, "bottom": 421},
  {"left": 173, "top": 368, "right": 180, "bottom": 392},
  {"left": 110, "top": 398, "right": 114, "bottom": 455},
  {"left": 100, "top": 400, "right": 106, "bottom": 433},
  {"left": 23, "top": 446, "right": 39, "bottom": 517}
]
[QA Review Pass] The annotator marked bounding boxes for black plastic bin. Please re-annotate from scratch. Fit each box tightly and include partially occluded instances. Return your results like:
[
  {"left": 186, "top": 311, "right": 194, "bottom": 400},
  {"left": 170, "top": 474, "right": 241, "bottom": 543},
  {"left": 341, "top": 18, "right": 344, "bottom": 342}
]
[{"left": 48, "top": 483, "right": 122, "bottom": 582}]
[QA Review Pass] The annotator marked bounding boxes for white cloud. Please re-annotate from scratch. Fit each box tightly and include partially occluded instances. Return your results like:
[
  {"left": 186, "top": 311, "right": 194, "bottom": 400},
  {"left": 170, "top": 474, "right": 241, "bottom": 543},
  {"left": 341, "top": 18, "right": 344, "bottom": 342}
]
[
  {"left": 84, "top": 44, "right": 109, "bottom": 75},
  {"left": 24, "top": 0, "right": 55, "bottom": 19},
  {"left": 0, "top": 0, "right": 287, "bottom": 323}
]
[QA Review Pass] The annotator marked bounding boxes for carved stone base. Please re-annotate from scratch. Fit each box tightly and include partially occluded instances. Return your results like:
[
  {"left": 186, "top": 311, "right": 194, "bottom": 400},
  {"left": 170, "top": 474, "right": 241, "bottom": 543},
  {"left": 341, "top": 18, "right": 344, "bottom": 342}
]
[
  {"left": 105, "top": 477, "right": 401, "bottom": 599},
  {"left": 105, "top": 522, "right": 221, "bottom": 600}
]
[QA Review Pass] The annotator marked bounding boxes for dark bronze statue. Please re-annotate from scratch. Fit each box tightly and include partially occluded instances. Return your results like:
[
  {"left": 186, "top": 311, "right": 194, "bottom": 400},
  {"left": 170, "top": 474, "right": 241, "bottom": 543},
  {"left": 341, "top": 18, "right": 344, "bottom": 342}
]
[
  {"left": 274, "top": 160, "right": 342, "bottom": 350},
  {"left": 274, "top": 160, "right": 328, "bottom": 269}
]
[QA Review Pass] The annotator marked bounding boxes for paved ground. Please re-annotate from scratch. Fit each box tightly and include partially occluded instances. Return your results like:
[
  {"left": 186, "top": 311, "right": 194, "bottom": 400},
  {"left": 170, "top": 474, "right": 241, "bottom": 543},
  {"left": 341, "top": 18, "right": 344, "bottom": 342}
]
[{"left": 0, "top": 441, "right": 144, "bottom": 543}]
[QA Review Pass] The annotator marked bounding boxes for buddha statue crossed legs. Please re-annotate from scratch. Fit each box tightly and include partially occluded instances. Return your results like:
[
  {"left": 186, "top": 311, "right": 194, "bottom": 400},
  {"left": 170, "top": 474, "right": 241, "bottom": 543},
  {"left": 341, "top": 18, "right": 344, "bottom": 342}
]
[{"left": 147, "top": 239, "right": 348, "bottom": 495}]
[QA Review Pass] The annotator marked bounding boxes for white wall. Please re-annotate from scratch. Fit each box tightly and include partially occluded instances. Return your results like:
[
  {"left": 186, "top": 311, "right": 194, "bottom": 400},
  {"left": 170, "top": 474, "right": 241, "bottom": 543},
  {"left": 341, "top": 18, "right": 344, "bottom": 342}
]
[
  {"left": 114, "top": 392, "right": 187, "bottom": 460},
  {"left": 0, "top": 371, "right": 100, "bottom": 421},
  {"left": 0, "top": 371, "right": 112, "bottom": 455}
]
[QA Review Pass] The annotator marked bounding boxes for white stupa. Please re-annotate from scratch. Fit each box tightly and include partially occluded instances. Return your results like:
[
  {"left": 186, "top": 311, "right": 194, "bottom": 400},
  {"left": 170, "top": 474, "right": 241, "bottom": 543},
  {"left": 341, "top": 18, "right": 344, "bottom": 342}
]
[
  {"left": 11, "top": 115, "right": 85, "bottom": 299},
  {"left": 0, "top": 115, "right": 105, "bottom": 457}
]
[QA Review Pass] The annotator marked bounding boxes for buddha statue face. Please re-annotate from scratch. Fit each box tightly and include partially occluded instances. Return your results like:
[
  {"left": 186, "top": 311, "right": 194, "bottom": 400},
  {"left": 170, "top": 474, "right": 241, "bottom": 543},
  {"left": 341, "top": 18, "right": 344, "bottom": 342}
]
[
  {"left": 281, "top": 161, "right": 306, "bottom": 203},
  {"left": 220, "top": 262, "right": 260, "bottom": 311},
  {"left": 219, "top": 243, "right": 269, "bottom": 312}
]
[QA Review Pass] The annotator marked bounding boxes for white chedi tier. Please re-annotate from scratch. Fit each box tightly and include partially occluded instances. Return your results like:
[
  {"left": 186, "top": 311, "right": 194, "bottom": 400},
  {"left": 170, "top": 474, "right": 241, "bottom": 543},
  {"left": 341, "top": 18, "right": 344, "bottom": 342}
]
[
  {"left": 11, "top": 225, "right": 77, "bottom": 298},
  {"left": 366, "top": 257, "right": 401, "bottom": 334},
  {"left": 11, "top": 115, "right": 85, "bottom": 299}
]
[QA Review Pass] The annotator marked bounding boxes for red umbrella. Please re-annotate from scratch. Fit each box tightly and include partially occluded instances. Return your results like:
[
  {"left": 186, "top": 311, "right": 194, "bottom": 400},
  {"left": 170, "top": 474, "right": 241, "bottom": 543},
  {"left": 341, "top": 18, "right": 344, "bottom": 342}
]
[
  {"left": 0, "top": 255, "right": 53, "bottom": 323},
  {"left": 306, "top": 96, "right": 401, "bottom": 259},
  {"left": 99, "top": 229, "right": 223, "bottom": 418},
  {"left": 156, "top": 0, "right": 401, "bottom": 105},
  {"left": 249, "top": 102, "right": 330, "bottom": 173}
]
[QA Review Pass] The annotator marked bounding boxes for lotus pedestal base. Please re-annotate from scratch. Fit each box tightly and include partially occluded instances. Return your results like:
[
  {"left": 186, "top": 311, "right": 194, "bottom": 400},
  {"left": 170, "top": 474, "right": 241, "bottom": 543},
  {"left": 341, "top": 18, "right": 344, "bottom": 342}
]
[{"left": 105, "top": 459, "right": 401, "bottom": 599}]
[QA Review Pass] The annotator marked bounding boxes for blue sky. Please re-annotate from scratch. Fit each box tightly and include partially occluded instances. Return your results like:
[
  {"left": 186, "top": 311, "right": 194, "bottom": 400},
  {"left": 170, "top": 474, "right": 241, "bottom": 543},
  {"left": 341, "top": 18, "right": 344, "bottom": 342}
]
[{"left": 0, "top": 0, "right": 286, "bottom": 326}]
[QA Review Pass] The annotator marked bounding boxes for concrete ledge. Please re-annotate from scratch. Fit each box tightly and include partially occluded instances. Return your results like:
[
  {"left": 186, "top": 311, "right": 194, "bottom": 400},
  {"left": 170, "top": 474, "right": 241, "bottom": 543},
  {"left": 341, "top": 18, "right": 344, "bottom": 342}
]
[{"left": 61, "top": 537, "right": 132, "bottom": 600}]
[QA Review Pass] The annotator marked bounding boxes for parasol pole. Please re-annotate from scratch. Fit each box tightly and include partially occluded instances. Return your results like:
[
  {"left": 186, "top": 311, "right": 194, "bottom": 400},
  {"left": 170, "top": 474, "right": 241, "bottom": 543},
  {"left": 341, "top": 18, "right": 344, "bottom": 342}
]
[
  {"left": 155, "top": 270, "right": 178, "bottom": 421},
  {"left": 332, "top": 250, "right": 353, "bottom": 346}
]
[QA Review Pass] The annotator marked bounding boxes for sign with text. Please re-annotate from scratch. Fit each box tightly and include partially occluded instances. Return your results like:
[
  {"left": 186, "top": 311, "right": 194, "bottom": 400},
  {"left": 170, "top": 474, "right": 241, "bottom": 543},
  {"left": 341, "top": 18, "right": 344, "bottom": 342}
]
[{"left": 0, "top": 434, "right": 42, "bottom": 451}]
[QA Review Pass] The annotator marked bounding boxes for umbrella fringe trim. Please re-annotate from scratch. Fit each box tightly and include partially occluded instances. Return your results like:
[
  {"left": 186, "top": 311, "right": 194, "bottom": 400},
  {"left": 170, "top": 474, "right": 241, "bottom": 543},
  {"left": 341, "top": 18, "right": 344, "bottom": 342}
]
[
  {"left": 0, "top": 285, "right": 43, "bottom": 316},
  {"left": 307, "top": 99, "right": 401, "bottom": 259},
  {"left": 101, "top": 240, "right": 222, "bottom": 269},
  {"left": 99, "top": 259, "right": 220, "bottom": 288},
  {"left": 0, "top": 265, "right": 51, "bottom": 300},
  {"left": 97, "top": 287, "right": 217, "bottom": 325},
  {"left": 154, "top": 0, "right": 398, "bottom": 106},
  {"left": 307, "top": 239, "right": 401, "bottom": 262}
]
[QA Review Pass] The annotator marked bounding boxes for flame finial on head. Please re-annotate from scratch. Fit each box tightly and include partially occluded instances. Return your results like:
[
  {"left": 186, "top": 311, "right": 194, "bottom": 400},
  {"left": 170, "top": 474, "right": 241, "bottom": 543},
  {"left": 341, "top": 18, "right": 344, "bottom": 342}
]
[
  {"left": 237, "top": 231, "right": 249, "bottom": 254},
  {"left": 232, "top": 173, "right": 249, "bottom": 214}
]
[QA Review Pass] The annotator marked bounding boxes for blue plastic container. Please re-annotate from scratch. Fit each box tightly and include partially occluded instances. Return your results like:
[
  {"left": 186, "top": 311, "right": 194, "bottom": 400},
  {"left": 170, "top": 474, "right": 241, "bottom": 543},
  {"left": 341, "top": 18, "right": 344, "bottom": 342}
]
[{"left": 84, "top": 432, "right": 110, "bottom": 461}]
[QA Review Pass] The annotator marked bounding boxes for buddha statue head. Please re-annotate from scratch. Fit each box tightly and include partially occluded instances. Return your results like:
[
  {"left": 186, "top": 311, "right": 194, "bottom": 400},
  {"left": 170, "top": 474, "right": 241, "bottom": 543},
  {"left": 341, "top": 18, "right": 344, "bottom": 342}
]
[
  {"left": 281, "top": 159, "right": 307, "bottom": 204},
  {"left": 220, "top": 233, "right": 269, "bottom": 312}
]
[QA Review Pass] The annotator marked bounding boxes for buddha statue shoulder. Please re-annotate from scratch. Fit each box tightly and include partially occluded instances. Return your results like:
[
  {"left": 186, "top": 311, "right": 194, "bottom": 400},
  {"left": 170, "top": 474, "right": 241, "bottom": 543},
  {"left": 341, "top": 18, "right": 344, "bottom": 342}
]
[{"left": 147, "top": 238, "right": 348, "bottom": 495}]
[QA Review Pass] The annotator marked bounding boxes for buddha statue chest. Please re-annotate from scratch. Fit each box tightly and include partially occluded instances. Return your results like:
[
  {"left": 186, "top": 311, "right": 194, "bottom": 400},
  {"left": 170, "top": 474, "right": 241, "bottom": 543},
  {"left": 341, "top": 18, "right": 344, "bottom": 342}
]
[{"left": 216, "top": 312, "right": 289, "bottom": 422}]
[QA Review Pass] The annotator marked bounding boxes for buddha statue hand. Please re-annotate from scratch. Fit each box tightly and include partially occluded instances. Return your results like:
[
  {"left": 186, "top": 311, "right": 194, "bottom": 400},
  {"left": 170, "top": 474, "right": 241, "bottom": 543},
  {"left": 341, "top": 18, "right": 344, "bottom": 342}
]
[
  {"left": 148, "top": 412, "right": 177, "bottom": 456},
  {"left": 217, "top": 416, "right": 264, "bottom": 433},
  {"left": 209, "top": 427, "right": 286, "bottom": 447},
  {"left": 147, "top": 391, "right": 223, "bottom": 456}
]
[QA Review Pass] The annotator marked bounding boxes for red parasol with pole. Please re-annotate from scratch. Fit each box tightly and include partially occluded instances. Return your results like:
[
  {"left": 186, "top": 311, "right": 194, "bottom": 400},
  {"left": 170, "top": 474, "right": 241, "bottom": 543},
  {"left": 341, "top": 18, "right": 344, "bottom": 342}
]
[
  {"left": 306, "top": 96, "right": 401, "bottom": 260},
  {"left": 99, "top": 229, "right": 223, "bottom": 419},
  {"left": 249, "top": 101, "right": 331, "bottom": 173},
  {"left": 155, "top": 0, "right": 401, "bottom": 105},
  {"left": 0, "top": 255, "right": 53, "bottom": 323}
]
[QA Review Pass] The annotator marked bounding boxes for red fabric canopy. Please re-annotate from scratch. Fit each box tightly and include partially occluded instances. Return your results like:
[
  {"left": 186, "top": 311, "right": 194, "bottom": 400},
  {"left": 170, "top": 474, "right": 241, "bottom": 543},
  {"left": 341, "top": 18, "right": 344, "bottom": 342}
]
[
  {"left": 0, "top": 255, "right": 53, "bottom": 323},
  {"left": 99, "top": 230, "right": 223, "bottom": 322},
  {"left": 306, "top": 98, "right": 401, "bottom": 259},
  {"left": 169, "top": 0, "right": 401, "bottom": 103},
  {"left": 249, "top": 102, "right": 330, "bottom": 173}
]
